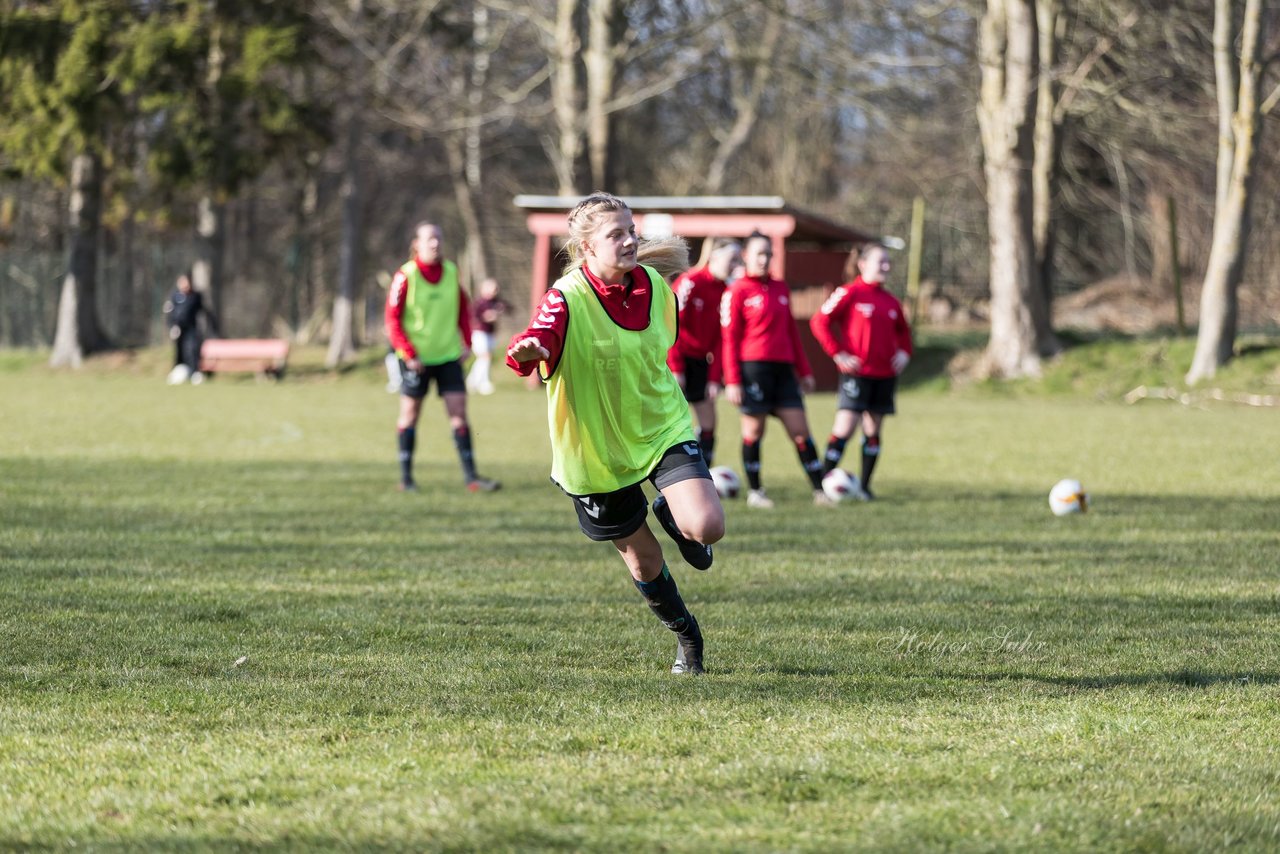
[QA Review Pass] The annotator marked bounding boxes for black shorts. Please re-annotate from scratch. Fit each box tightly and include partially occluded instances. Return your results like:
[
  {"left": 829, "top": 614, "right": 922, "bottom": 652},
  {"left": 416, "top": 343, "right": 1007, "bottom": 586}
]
[
  {"left": 837, "top": 374, "right": 897, "bottom": 414},
  {"left": 400, "top": 358, "right": 466, "bottom": 399},
  {"left": 738, "top": 361, "right": 805, "bottom": 415},
  {"left": 567, "top": 441, "right": 712, "bottom": 541},
  {"left": 680, "top": 356, "right": 712, "bottom": 403}
]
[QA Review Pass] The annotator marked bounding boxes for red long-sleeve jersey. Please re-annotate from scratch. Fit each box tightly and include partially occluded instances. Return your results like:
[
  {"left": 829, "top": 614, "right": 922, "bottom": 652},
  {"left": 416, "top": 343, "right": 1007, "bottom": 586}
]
[
  {"left": 720, "top": 274, "right": 812, "bottom": 386},
  {"left": 666, "top": 266, "right": 728, "bottom": 384},
  {"left": 385, "top": 259, "right": 472, "bottom": 362},
  {"left": 506, "top": 265, "right": 656, "bottom": 378},
  {"left": 810, "top": 277, "right": 913, "bottom": 378}
]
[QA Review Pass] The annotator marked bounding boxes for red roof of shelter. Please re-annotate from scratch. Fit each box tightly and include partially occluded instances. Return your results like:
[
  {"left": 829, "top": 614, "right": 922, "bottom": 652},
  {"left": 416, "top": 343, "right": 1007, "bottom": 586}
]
[{"left": 513, "top": 195, "right": 878, "bottom": 245}]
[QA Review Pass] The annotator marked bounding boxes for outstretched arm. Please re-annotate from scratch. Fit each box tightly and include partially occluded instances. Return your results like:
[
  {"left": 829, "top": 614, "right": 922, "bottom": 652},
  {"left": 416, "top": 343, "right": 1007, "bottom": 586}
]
[{"left": 505, "top": 288, "right": 567, "bottom": 376}]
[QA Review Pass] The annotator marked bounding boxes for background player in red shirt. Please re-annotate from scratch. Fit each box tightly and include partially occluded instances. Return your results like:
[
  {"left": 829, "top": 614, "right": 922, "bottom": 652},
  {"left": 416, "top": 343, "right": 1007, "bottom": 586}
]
[
  {"left": 466, "top": 277, "right": 509, "bottom": 396},
  {"left": 722, "top": 232, "right": 832, "bottom": 508},
  {"left": 810, "top": 243, "right": 913, "bottom": 499},
  {"left": 666, "top": 237, "right": 741, "bottom": 465},
  {"left": 385, "top": 222, "right": 500, "bottom": 494}
]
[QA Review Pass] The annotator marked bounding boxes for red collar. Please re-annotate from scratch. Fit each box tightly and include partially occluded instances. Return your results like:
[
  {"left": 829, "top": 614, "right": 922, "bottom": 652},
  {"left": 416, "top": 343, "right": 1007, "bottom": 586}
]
[
  {"left": 582, "top": 264, "right": 648, "bottom": 300},
  {"left": 415, "top": 258, "right": 443, "bottom": 283}
]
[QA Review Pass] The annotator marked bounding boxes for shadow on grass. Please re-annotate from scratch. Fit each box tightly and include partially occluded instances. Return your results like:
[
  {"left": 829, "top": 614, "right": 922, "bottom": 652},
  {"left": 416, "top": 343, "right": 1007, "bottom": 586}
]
[{"left": 947, "top": 668, "right": 1280, "bottom": 690}]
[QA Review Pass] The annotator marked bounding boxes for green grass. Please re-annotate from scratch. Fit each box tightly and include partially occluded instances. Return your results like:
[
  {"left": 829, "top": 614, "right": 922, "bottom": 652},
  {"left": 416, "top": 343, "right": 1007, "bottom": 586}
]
[{"left": 3, "top": 340, "right": 1280, "bottom": 850}]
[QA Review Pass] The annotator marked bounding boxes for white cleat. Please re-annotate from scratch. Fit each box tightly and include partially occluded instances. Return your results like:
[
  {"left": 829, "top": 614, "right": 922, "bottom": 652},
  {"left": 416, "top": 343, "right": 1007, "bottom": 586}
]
[{"left": 746, "top": 488, "right": 775, "bottom": 509}]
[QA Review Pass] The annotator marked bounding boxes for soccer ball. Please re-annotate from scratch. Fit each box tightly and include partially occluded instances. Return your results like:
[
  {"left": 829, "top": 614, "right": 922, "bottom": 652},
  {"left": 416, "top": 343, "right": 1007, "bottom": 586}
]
[
  {"left": 166, "top": 364, "right": 191, "bottom": 385},
  {"left": 822, "top": 468, "right": 862, "bottom": 502},
  {"left": 1048, "top": 478, "right": 1089, "bottom": 515},
  {"left": 709, "top": 466, "right": 741, "bottom": 499}
]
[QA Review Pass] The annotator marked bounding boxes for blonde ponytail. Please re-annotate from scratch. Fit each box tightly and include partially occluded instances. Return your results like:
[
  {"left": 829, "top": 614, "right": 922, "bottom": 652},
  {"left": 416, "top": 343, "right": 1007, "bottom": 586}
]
[{"left": 636, "top": 235, "right": 690, "bottom": 282}]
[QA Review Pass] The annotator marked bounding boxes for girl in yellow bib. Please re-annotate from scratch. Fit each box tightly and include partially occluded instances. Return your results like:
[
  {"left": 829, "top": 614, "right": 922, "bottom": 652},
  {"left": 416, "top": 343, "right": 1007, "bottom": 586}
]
[
  {"left": 386, "top": 222, "right": 500, "bottom": 493},
  {"left": 506, "top": 193, "right": 725, "bottom": 675}
]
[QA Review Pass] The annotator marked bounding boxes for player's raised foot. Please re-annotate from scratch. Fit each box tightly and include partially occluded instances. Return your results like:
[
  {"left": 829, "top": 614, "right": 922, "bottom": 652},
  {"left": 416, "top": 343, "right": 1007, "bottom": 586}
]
[
  {"left": 813, "top": 489, "right": 837, "bottom": 507},
  {"left": 746, "top": 488, "right": 774, "bottom": 509},
  {"left": 651, "top": 494, "right": 713, "bottom": 570},
  {"left": 671, "top": 615, "right": 704, "bottom": 675},
  {"left": 466, "top": 476, "right": 502, "bottom": 492},
  {"left": 398, "top": 480, "right": 419, "bottom": 493}
]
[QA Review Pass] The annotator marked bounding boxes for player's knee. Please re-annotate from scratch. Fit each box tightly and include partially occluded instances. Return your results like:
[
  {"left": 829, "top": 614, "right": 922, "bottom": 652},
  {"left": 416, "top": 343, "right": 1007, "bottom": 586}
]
[{"left": 685, "top": 504, "right": 726, "bottom": 545}]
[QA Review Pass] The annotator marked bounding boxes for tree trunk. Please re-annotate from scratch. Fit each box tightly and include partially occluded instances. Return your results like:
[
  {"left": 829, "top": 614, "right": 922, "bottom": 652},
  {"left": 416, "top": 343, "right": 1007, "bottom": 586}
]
[
  {"left": 585, "top": 0, "right": 619, "bottom": 190},
  {"left": 1188, "top": 0, "right": 1265, "bottom": 384},
  {"left": 547, "top": 0, "right": 582, "bottom": 195},
  {"left": 192, "top": 194, "right": 225, "bottom": 332},
  {"left": 326, "top": 116, "right": 362, "bottom": 368},
  {"left": 1031, "top": 0, "right": 1063, "bottom": 346},
  {"left": 444, "top": 2, "right": 492, "bottom": 291},
  {"left": 978, "top": 0, "right": 1054, "bottom": 378},
  {"left": 49, "top": 152, "right": 109, "bottom": 367},
  {"left": 192, "top": 15, "right": 229, "bottom": 335},
  {"left": 325, "top": 0, "right": 366, "bottom": 368}
]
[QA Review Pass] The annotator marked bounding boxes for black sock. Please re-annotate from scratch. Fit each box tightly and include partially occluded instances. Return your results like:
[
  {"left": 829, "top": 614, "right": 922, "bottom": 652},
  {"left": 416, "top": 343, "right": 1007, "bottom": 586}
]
[
  {"left": 796, "top": 435, "right": 824, "bottom": 489},
  {"left": 398, "top": 427, "right": 416, "bottom": 484},
  {"left": 823, "top": 435, "right": 848, "bottom": 474},
  {"left": 698, "top": 428, "right": 716, "bottom": 467},
  {"left": 453, "top": 425, "right": 478, "bottom": 482},
  {"left": 634, "top": 564, "right": 696, "bottom": 635},
  {"left": 742, "top": 439, "right": 762, "bottom": 491},
  {"left": 861, "top": 434, "right": 880, "bottom": 490}
]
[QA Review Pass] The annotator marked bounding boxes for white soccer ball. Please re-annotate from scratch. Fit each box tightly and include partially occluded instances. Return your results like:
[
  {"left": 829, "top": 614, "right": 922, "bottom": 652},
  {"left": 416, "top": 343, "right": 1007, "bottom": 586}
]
[
  {"left": 822, "top": 468, "right": 862, "bottom": 502},
  {"left": 709, "top": 466, "right": 741, "bottom": 499},
  {"left": 1049, "top": 478, "right": 1089, "bottom": 515},
  {"left": 166, "top": 364, "right": 191, "bottom": 385}
]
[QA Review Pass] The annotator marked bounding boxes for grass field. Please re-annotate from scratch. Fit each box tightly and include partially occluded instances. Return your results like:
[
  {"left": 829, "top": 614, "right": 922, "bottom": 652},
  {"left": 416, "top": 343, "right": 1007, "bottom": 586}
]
[{"left": 3, "top": 340, "right": 1280, "bottom": 850}]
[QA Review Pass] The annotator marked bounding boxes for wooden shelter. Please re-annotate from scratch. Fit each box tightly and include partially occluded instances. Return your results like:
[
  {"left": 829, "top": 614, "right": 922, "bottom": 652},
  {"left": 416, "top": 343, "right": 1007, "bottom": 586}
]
[{"left": 514, "top": 195, "right": 881, "bottom": 389}]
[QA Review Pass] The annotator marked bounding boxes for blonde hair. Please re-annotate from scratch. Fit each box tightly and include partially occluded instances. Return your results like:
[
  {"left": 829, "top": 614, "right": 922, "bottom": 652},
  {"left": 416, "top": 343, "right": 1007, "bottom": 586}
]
[
  {"left": 563, "top": 192, "right": 689, "bottom": 281},
  {"left": 410, "top": 221, "right": 441, "bottom": 260},
  {"left": 695, "top": 236, "right": 741, "bottom": 270}
]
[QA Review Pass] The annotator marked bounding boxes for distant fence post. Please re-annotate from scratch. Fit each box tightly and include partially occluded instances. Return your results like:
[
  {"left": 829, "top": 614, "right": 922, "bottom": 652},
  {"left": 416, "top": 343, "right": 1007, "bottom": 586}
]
[
  {"left": 906, "top": 195, "right": 926, "bottom": 326},
  {"left": 1168, "top": 195, "right": 1185, "bottom": 336}
]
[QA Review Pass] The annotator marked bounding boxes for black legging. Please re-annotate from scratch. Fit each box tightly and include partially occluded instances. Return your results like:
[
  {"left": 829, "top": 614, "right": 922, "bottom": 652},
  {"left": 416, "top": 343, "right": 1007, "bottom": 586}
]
[{"left": 175, "top": 329, "right": 203, "bottom": 371}]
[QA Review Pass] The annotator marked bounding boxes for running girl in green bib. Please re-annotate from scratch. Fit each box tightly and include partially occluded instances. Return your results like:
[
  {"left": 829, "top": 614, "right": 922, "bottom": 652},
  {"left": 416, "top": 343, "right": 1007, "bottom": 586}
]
[{"left": 506, "top": 193, "right": 725, "bottom": 675}]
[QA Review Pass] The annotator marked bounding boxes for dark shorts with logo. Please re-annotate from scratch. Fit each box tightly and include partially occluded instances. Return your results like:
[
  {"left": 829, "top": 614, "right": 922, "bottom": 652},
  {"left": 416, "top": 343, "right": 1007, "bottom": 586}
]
[
  {"left": 400, "top": 358, "right": 466, "bottom": 399},
  {"left": 837, "top": 374, "right": 897, "bottom": 414},
  {"left": 565, "top": 441, "right": 712, "bottom": 541},
  {"left": 680, "top": 356, "right": 712, "bottom": 403},
  {"left": 738, "top": 361, "right": 805, "bottom": 415}
]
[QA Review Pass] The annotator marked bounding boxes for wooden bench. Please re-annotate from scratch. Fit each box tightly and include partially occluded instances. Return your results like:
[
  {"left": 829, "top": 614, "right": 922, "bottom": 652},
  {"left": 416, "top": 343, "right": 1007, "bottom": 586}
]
[{"left": 199, "top": 338, "right": 290, "bottom": 379}]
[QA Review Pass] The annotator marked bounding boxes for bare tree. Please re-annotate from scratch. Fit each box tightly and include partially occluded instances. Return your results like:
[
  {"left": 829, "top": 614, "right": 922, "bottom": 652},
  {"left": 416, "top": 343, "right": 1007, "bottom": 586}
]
[
  {"left": 444, "top": 2, "right": 496, "bottom": 287},
  {"left": 702, "top": 9, "right": 783, "bottom": 195},
  {"left": 50, "top": 153, "right": 110, "bottom": 367},
  {"left": 585, "top": 0, "right": 621, "bottom": 189},
  {"left": 549, "top": 0, "right": 584, "bottom": 194},
  {"left": 1187, "top": 0, "right": 1270, "bottom": 383},
  {"left": 978, "top": 0, "right": 1056, "bottom": 378},
  {"left": 326, "top": 111, "right": 364, "bottom": 367},
  {"left": 1031, "top": 0, "right": 1062, "bottom": 335},
  {"left": 326, "top": 0, "right": 367, "bottom": 368}
]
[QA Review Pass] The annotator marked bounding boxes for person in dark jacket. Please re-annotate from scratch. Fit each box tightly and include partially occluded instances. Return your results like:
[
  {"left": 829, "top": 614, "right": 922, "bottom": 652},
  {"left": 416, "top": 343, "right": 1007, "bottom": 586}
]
[{"left": 164, "top": 272, "right": 216, "bottom": 384}]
